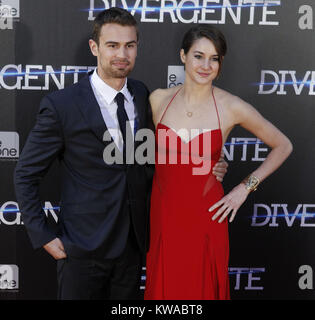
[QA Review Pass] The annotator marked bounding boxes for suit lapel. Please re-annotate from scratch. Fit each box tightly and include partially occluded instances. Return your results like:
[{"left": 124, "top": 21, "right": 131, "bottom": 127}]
[
  {"left": 74, "top": 73, "right": 112, "bottom": 144},
  {"left": 74, "top": 74, "right": 148, "bottom": 162},
  {"left": 127, "top": 79, "right": 146, "bottom": 132}
]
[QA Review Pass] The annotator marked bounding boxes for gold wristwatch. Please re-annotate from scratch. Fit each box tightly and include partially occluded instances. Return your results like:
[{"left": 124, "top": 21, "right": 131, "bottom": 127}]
[{"left": 243, "top": 175, "right": 260, "bottom": 192}]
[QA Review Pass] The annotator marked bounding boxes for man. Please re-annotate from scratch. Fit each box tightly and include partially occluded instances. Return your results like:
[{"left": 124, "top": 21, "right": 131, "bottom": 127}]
[{"left": 14, "top": 7, "right": 227, "bottom": 300}]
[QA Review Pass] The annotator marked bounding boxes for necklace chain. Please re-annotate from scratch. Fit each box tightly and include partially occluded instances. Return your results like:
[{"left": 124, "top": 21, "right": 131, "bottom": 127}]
[{"left": 183, "top": 87, "right": 215, "bottom": 118}]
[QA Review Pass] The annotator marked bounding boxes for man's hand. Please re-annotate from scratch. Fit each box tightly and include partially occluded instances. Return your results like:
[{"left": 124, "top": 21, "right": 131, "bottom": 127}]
[
  {"left": 212, "top": 150, "right": 228, "bottom": 182},
  {"left": 43, "top": 238, "right": 67, "bottom": 260}
]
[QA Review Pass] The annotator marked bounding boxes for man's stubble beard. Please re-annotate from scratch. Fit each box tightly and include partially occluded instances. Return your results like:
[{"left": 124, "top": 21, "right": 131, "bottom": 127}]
[
  {"left": 108, "top": 61, "right": 134, "bottom": 79},
  {"left": 110, "top": 69, "right": 131, "bottom": 79}
]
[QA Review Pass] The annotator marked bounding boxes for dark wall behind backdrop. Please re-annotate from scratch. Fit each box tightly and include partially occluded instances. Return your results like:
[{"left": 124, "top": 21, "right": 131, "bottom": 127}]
[{"left": 0, "top": 0, "right": 314, "bottom": 300}]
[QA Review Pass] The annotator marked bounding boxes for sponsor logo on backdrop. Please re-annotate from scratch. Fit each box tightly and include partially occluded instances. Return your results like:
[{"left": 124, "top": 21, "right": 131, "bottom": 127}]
[
  {"left": 251, "top": 204, "right": 315, "bottom": 227},
  {"left": 0, "top": 65, "right": 95, "bottom": 90},
  {"left": 224, "top": 137, "right": 267, "bottom": 161},
  {"left": 0, "top": 131, "right": 19, "bottom": 160},
  {"left": 0, "top": 265, "right": 19, "bottom": 290},
  {"left": 168, "top": 65, "right": 185, "bottom": 88},
  {"left": 258, "top": 70, "right": 315, "bottom": 95},
  {"left": 298, "top": 265, "right": 313, "bottom": 290},
  {"left": 141, "top": 267, "right": 265, "bottom": 291},
  {"left": 0, "top": 0, "right": 19, "bottom": 30},
  {"left": 0, "top": 201, "right": 59, "bottom": 225},
  {"left": 87, "top": 0, "right": 281, "bottom": 25},
  {"left": 229, "top": 267, "right": 265, "bottom": 290},
  {"left": 298, "top": 5, "right": 313, "bottom": 30}
]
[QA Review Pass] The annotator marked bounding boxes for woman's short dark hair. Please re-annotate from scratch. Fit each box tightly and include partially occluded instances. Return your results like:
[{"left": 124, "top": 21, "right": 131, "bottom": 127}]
[
  {"left": 92, "top": 7, "right": 139, "bottom": 45},
  {"left": 181, "top": 25, "right": 227, "bottom": 75}
]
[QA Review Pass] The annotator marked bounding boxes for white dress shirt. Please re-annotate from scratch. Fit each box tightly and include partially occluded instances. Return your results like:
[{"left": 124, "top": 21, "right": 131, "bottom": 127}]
[{"left": 90, "top": 69, "right": 137, "bottom": 152}]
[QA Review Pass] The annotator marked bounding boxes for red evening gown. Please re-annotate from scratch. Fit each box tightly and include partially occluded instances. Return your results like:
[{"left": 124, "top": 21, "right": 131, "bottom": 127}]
[{"left": 144, "top": 87, "right": 230, "bottom": 300}]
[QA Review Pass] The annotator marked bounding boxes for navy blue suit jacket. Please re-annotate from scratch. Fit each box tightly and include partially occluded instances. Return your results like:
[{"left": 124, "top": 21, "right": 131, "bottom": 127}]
[{"left": 14, "top": 73, "right": 154, "bottom": 259}]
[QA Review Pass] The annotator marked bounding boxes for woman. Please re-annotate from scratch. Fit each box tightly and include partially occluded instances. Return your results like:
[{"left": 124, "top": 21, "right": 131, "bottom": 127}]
[{"left": 144, "top": 25, "right": 293, "bottom": 300}]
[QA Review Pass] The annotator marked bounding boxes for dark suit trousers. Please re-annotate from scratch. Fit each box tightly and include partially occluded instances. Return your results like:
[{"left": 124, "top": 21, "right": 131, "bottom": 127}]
[{"left": 56, "top": 227, "right": 143, "bottom": 300}]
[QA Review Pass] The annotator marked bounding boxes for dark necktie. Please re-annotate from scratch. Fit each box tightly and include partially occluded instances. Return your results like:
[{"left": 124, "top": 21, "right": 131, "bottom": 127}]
[{"left": 115, "top": 92, "right": 132, "bottom": 162}]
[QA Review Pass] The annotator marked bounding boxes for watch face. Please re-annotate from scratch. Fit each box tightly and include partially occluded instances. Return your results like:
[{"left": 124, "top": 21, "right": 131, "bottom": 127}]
[
  {"left": 250, "top": 176, "right": 256, "bottom": 184},
  {"left": 247, "top": 176, "right": 259, "bottom": 189}
]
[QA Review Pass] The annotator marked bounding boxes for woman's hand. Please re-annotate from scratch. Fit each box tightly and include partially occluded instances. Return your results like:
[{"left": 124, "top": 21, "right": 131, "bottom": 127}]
[{"left": 209, "top": 183, "right": 250, "bottom": 223}]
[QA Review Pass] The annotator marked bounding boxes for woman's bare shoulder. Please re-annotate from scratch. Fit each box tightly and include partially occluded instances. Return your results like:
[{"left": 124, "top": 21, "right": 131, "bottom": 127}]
[
  {"left": 214, "top": 86, "right": 260, "bottom": 126},
  {"left": 149, "top": 86, "right": 182, "bottom": 113},
  {"left": 149, "top": 86, "right": 182, "bottom": 124},
  {"left": 150, "top": 86, "right": 181, "bottom": 104},
  {"left": 213, "top": 86, "right": 244, "bottom": 106},
  {"left": 214, "top": 86, "right": 253, "bottom": 116}
]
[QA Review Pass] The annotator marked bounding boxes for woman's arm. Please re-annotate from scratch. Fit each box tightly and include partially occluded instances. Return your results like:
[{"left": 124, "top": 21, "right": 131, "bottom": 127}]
[{"left": 209, "top": 96, "right": 293, "bottom": 223}]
